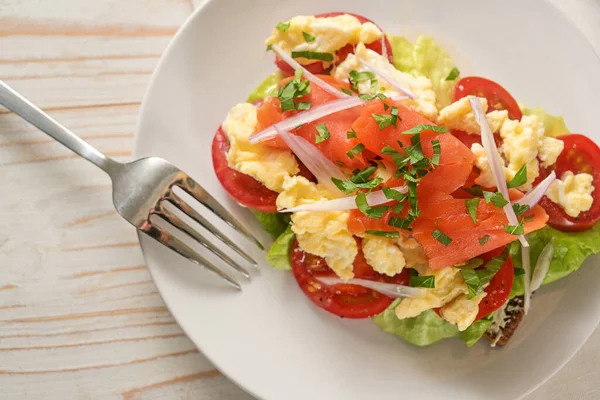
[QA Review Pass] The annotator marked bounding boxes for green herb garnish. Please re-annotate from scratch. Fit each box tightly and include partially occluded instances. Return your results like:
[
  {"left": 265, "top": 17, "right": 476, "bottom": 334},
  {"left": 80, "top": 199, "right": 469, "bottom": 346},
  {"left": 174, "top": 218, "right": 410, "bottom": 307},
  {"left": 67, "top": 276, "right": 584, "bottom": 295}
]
[
  {"left": 356, "top": 192, "right": 390, "bottom": 219},
  {"left": 445, "top": 67, "right": 460, "bottom": 81},
  {"left": 507, "top": 164, "right": 527, "bottom": 188},
  {"left": 466, "top": 198, "right": 480, "bottom": 224},
  {"left": 365, "top": 230, "right": 401, "bottom": 239},
  {"left": 276, "top": 21, "right": 290, "bottom": 32},
  {"left": 410, "top": 275, "right": 435, "bottom": 288},
  {"left": 291, "top": 51, "right": 334, "bottom": 62},
  {"left": 346, "top": 143, "right": 365, "bottom": 159},
  {"left": 479, "top": 235, "right": 490, "bottom": 245},
  {"left": 432, "top": 229, "right": 452, "bottom": 246},
  {"left": 483, "top": 191, "right": 509, "bottom": 208},
  {"left": 315, "top": 123, "right": 330, "bottom": 144},
  {"left": 302, "top": 31, "right": 315, "bottom": 42},
  {"left": 402, "top": 124, "right": 448, "bottom": 134}
]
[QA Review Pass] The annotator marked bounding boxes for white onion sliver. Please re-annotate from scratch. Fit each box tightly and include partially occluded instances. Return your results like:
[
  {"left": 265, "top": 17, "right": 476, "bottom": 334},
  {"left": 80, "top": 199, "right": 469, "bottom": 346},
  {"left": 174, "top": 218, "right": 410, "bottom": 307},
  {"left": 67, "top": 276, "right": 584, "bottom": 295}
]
[
  {"left": 515, "top": 171, "right": 557, "bottom": 209},
  {"left": 249, "top": 96, "right": 365, "bottom": 144},
  {"left": 530, "top": 243, "right": 554, "bottom": 292},
  {"left": 316, "top": 277, "right": 424, "bottom": 299},
  {"left": 271, "top": 44, "right": 347, "bottom": 99},
  {"left": 522, "top": 245, "right": 532, "bottom": 315},
  {"left": 358, "top": 57, "right": 416, "bottom": 99},
  {"left": 276, "top": 126, "right": 346, "bottom": 195},
  {"left": 280, "top": 186, "right": 407, "bottom": 213},
  {"left": 380, "top": 36, "right": 388, "bottom": 60}
]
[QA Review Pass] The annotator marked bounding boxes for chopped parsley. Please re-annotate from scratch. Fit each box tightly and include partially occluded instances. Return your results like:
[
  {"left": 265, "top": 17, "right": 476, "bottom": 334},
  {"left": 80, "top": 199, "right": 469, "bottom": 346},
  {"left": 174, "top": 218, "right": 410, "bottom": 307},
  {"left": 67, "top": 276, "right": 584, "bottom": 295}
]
[
  {"left": 340, "top": 87, "right": 353, "bottom": 96},
  {"left": 291, "top": 51, "right": 334, "bottom": 62},
  {"left": 483, "top": 191, "right": 509, "bottom": 208},
  {"left": 465, "top": 198, "right": 480, "bottom": 224},
  {"left": 355, "top": 192, "right": 390, "bottom": 219},
  {"left": 358, "top": 93, "right": 387, "bottom": 101},
  {"left": 276, "top": 69, "right": 311, "bottom": 112},
  {"left": 349, "top": 70, "right": 375, "bottom": 91},
  {"left": 402, "top": 124, "right": 448, "bottom": 135},
  {"left": 462, "top": 185, "right": 484, "bottom": 196},
  {"left": 365, "top": 230, "right": 400, "bottom": 239},
  {"left": 346, "top": 143, "right": 365, "bottom": 159},
  {"left": 276, "top": 21, "right": 290, "bottom": 32},
  {"left": 504, "top": 222, "right": 525, "bottom": 235},
  {"left": 346, "top": 129, "right": 358, "bottom": 139},
  {"left": 432, "top": 229, "right": 452, "bottom": 246},
  {"left": 410, "top": 275, "right": 435, "bottom": 288},
  {"left": 460, "top": 250, "right": 507, "bottom": 299},
  {"left": 445, "top": 67, "right": 460, "bottom": 81},
  {"left": 393, "top": 202, "right": 404, "bottom": 213},
  {"left": 372, "top": 113, "right": 397, "bottom": 130},
  {"left": 335, "top": 160, "right": 344, "bottom": 167},
  {"left": 456, "top": 258, "right": 484, "bottom": 270},
  {"left": 302, "top": 31, "right": 315, "bottom": 42},
  {"left": 507, "top": 164, "right": 527, "bottom": 188},
  {"left": 383, "top": 186, "right": 407, "bottom": 202},
  {"left": 314, "top": 123, "right": 331, "bottom": 144},
  {"left": 512, "top": 203, "right": 531, "bottom": 217},
  {"left": 514, "top": 268, "right": 525, "bottom": 276},
  {"left": 266, "top": 44, "right": 273, "bottom": 51},
  {"left": 388, "top": 216, "right": 412, "bottom": 231},
  {"left": 431, "top": 139, "right": 441, "bottom": 165},
  {"left": 331, "top": 166, "right": 382, "bottom": 194},
  {"left": 479, "top": 234, "right": 490, "bottom": 245}
]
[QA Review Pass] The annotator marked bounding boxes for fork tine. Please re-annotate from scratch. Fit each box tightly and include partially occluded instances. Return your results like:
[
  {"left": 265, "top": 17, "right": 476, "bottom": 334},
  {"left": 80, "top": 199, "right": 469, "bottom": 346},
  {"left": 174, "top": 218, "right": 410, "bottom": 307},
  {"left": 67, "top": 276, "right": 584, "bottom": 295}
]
[
  {"left": 142, "top": 223, "right": 241, "bottom": 290},
  {"left": 177, "top": 175, "right": 265, "bottom": 250},
  {"left": 167, "top": 190, "right": 258, "bottom": 267},
  {"left": 159, "top": 202, "right": 251, "bottom": 279}
]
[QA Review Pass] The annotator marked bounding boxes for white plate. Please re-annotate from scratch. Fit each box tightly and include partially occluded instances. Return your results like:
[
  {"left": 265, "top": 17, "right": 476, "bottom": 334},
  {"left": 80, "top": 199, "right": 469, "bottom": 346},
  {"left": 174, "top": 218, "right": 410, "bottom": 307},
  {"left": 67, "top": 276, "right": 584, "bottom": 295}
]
[{"left": 134, "top": 1, "right": 600, "bottom": 399}]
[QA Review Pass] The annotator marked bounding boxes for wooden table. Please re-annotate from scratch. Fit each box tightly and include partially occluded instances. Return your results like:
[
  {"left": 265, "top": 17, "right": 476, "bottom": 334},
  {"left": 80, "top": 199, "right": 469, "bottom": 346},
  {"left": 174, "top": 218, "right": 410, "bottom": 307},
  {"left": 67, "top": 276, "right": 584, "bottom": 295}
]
[{"left": 1, "top": 0, "right": 598, "bottom": 398}]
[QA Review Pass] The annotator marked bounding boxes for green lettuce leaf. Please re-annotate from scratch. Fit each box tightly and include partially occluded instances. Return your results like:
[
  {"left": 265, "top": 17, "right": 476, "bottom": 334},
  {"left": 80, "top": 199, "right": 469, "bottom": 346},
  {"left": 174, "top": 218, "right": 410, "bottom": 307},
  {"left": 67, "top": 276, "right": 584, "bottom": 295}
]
[
  {"left": 510, "top": 222, "right": 600, "bottom": 298},
  {"left": 266, "top": 225, "right": 295, "bottom": 270},
  {"left": 373, "top": 300, "right": 492, "bottom": 347},
  {"left": 521, "top": 106, "right": 570, "bottom": 137},
  {"left": 246, "top": 71, "right": 283, "bottom": 103},
  {"left": 251, "top": 210, "right": 290, "bottom": 239},
  {"left": 389, "top": 35, "right": 459, "bottom": 109}
]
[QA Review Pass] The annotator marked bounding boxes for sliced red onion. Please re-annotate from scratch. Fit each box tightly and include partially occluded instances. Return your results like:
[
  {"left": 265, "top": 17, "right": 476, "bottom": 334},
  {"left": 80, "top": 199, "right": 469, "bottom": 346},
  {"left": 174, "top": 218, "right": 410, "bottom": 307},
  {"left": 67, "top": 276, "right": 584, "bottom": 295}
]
[
  {"left": 514, "top": 171, "right": 557, "bottom": 209},
  {"left": 270, "top": 44, "right": 348, "bottom": 99},
  {"left": 357, "top": 57, "right": 416, "bottom": 99},
  {"left": 249, "top": 96, "right": 365, "bottom": 144},
  {"left": 469, "top": 98, "right": 527, "bottom": 246},
  {"left": 380, "top": 36, "right": 388, "bottom": 60},
  {"left": 530, "top": 243, "right": 554, "bottom": 292},
  {"left": 279, "top": 186, "right": 407, "bottom": 213},
  {"left": 276, "top": 126, "right": 346, "bottom": 195},
  {"left": 316, "top": 277, "right": 423, "bottom": 298}
]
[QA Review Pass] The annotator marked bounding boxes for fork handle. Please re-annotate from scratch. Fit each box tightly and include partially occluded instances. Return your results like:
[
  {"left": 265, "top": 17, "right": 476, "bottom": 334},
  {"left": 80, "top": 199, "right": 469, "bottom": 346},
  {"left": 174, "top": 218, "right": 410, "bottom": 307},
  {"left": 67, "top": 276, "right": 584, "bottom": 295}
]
[{"left": 0, "top": 81, "right": 121, "bottom": 175}]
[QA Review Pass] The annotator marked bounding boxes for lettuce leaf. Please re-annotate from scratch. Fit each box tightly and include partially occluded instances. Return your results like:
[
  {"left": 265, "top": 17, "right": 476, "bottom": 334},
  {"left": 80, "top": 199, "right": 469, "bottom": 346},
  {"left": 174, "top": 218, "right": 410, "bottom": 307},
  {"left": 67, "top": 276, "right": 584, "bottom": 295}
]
[
  {"left": 266, "top": 225, "right": 295, "bottom": 270},
  {"left": 373, "top": 300, "right": 492, "bottom": 347},
  {"left": 510, "top": 222, "right": 600, "bottom": 298},
  {"left": 251, "top": 210, "right": 290, "bottom": 239},
  {"left": 389, "top": 35, "right": 459, "bottom": 109},
  {"left": 522, "top": 106, "right": 570, "bottom": 137},
  {"left": 246, "top": 71, "right": 283, "bottom": 103}
]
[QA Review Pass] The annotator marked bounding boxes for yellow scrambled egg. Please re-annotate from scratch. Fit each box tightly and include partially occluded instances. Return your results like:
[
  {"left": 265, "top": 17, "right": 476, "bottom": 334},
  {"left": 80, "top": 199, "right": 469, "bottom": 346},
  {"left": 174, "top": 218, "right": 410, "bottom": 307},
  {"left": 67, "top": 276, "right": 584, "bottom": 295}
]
[
  {"left": 395, "top": 266, "right": 468, "bottom": 319},
  {"left": 277, "top": 176, "right": 357, "bottom": 280},
  {"left": 333, "top": 43, "right": 439, "bottom": 121},
  {"left": 437, "top": 95, "right": 507, "bottom": 134},
  {"left": 440, "top": 292, "right": 487, "bottom": 331},
  {"left": 222, "top": 103, "right": 298, "bottom": 192},
  {"left": 362, "top": 235, "right": 406, "bottom": 277},
  {"left": 547, "top": 171, "right": 595, "bottom": 217},
  {"left": 265, "top": 14, "right": 382, "bottom": 65}
]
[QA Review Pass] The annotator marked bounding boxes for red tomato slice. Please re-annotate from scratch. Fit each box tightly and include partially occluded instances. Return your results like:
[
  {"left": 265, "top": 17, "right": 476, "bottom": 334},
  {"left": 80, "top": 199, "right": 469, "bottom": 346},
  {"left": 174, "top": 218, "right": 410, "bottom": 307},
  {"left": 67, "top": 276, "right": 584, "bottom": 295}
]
[
  {"left": 474, "top": 247, "right": 514, "bottom": 321},
  {"left": 412, "top": 190, "right": 548, "bottom": 270},
  {"left": 454, "top": 76, "right": 522, "bottom": 121},
  {"left": 212, "top": 127, "right": 279, "bottom": 212},
  {"left": 537, "top": 134, "right": 600, "bottom": 231},
  {"left": 274, "top": 12, "right": 393, "bottom": 76},
  {"left": 255, "top": 75, "right": 369, "bottom": 169},
  {"left": 291, "top": 239, "right": 410, "bottom": 319}
]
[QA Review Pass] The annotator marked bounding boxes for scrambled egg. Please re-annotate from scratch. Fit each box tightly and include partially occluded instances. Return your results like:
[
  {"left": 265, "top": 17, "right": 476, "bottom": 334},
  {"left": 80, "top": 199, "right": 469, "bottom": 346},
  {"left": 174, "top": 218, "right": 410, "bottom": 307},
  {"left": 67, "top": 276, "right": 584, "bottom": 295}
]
[
  {"left": 265, "top": 15, "right": 382, "bottom": 65},
  {"left": 395, "top": 266, "right": 468, "bottom": 319},
  {"left": 333, "top": 43, "right": 439, "bottom": 121},
  {"left": 277, "top": 176, "right": 357, "bottom": 280},
  {"left": 362, "top": 236, "right": 406, "bottom": 277},
  {"left": 468, "top": 114, "right": 564, "bottom": 191},
  {"left": 437, "top": 95, "right": 507, "bottom": 134},
  {"left": 546, "top": 171, "right": 595, "bottom": 217},
  {"left": 440, "top": 292, "right": 487, "bottom": 331},
  {"left": 397, "top": 235, "right": 428, "bottom": 270},
  {"left": 222, "top": 103, "right": 298, "bottom": 192}
]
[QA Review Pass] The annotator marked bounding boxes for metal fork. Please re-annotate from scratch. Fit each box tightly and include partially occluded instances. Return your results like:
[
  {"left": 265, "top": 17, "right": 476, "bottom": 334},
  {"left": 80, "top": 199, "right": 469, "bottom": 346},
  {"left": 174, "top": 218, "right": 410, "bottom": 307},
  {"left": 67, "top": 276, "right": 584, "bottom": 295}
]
[{"left": 0, "top": 81, "right": 263, "bottom": 289}]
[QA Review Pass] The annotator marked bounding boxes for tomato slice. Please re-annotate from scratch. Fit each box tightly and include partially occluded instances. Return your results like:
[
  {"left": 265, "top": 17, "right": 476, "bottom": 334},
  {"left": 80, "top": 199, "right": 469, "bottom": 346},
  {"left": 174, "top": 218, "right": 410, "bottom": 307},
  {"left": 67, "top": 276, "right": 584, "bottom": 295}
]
[
  {"left": 537, "top": 134, "right": 600, "bottom": 231},
  {"left": 454, "top": 76, "right": 522, "bottom": 121},
  {"left": 474, "top": 247, "right": 514, "bottom": 321},
  {"left": 211, "top": 127, "right": 279, "bottom": 212},
  {"left": 291, "top": 239, "right": 410, "bottom": 319},
  {"left": 274, "top": 12, "right": 393, "bottom": 76}
]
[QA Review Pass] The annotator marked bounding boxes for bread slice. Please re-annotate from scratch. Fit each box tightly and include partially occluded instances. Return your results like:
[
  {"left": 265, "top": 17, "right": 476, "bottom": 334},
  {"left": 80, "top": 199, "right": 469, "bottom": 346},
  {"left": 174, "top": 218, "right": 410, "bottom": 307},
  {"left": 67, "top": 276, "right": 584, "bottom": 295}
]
[{"left": 484, "top": 296, "right": 525, "bottom": 347}]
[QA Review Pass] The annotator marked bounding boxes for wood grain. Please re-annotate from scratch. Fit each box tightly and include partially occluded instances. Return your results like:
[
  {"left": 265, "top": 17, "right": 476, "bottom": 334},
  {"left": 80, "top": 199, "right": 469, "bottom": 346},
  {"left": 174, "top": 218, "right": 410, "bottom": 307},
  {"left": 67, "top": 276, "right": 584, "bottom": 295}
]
[{"left": 0, "top": 0, "right": 597, "bottom": 399}]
